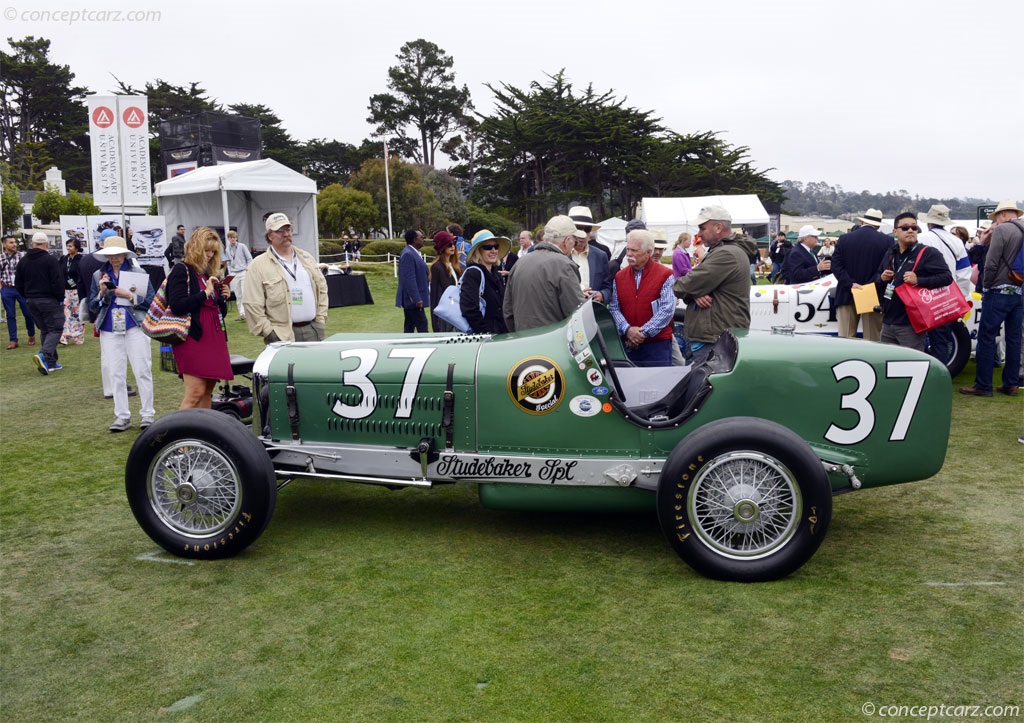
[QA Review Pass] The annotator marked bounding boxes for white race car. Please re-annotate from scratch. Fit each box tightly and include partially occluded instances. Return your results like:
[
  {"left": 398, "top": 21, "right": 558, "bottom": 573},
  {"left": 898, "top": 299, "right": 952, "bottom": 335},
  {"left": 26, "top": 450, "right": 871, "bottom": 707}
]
[{"left": 746, "top": 274, "right": 980, "bottom": 377}]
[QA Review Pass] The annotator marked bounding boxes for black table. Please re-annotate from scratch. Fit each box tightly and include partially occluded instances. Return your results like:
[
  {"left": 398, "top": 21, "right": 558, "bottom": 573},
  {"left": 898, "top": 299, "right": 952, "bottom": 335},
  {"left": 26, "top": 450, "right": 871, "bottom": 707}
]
[{"left": 324, "top": 273, "right": 374, "bottom": 308}]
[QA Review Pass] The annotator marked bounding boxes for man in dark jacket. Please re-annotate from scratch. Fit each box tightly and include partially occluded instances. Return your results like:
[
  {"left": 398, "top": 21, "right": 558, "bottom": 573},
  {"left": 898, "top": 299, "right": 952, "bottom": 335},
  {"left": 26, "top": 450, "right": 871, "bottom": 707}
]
[
  {"left": 781, "top": 225, "right": 831, "bottom": 284},
  {"left": 395, "top": 228, "right": 429, "bottom": 333},
  {"left": 768, "top": 232, "right": 792, "bottom": 283},
  {"left": 15, "top": 233, "right": 65, "bottom": 374},
  {"left": 831, "top": 209, "right": 892, "bottom": 340},
  {"left": 872, "top": 212, "right": 952, "bottom": 352}
]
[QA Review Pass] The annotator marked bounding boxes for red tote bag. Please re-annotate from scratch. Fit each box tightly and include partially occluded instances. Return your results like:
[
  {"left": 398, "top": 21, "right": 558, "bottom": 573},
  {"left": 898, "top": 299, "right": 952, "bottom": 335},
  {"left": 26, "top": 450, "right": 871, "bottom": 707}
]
[{"left": 895, "top": 248, "right": 972, "bottom": 333}]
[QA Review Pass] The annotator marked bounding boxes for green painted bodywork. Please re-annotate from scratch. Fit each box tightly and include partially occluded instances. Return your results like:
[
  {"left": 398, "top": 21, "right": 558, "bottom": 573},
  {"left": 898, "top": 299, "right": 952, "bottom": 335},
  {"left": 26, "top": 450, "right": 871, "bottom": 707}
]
[{"left": 259, "top": 302, "right": 951, "bottom": 499}]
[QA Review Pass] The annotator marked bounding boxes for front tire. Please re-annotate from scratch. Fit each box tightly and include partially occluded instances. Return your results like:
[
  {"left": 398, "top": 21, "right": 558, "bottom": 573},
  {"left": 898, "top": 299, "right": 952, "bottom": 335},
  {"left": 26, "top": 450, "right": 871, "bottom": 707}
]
[
  {"left": 657, "top": 417, "right": 832, "bottom": 582},
  {"left": 125, "top": 409, "right": 276, "bottom": 559}
]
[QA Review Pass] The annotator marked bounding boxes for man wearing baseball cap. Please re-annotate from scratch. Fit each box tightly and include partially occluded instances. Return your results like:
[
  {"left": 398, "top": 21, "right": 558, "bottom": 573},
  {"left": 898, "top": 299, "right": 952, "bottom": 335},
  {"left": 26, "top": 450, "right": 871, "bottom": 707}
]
[
  {"left": 15, "top": 232, "right": 64, "bottom": 373},
  {"left": 503, "top": 215, "right": 586, "bottom": 332},
  {"left": 781, "top": 225, "right": 831, "bottom": 284},
  {"left": 244, "top": 213, "right": 329, "bottom": 344},
  {"left": 672, "top": 205, "right": 758, "bottom": 366}
]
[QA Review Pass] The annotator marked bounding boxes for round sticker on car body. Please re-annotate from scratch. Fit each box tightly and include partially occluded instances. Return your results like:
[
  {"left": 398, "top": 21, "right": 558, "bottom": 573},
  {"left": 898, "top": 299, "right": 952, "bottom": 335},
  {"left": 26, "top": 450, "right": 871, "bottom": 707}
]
[
  {"left": 569, "top": 395, "right": 601, "bottom": 417},
  {"left": 507, "top": 357, "right": 566, "bottom": 415}
]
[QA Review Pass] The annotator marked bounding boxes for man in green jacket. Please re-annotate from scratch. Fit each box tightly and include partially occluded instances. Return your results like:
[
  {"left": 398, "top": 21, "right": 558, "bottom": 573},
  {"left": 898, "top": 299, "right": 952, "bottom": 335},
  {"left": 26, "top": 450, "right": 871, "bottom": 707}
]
[{"left": 672, "top": 205, "right": 756, "bottom": 366}]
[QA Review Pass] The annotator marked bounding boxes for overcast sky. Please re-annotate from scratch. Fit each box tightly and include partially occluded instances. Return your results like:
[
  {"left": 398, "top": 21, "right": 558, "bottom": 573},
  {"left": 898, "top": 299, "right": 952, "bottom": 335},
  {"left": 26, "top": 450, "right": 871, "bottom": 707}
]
[{"left": 6, "top": 0, "right": 1022, "bottom": 203}]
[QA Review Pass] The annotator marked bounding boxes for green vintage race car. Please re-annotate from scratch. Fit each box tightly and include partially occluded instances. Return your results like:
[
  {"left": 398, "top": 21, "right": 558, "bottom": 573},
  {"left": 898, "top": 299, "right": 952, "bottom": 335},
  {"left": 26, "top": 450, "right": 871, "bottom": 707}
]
[{"left": 126, "top": 300, "right": 951, "bottom": 582}]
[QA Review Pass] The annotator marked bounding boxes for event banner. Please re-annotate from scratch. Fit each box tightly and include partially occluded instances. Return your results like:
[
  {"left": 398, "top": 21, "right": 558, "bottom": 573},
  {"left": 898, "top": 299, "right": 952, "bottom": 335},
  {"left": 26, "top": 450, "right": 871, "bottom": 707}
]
[
  {"left": 86, "top": 95, "right": 152, "bottom": 207},
  {"left": 118, "top": 97, "right": 152, "bottom": 207},
  {"left": 87, "top": 96, "right": 121, "bottom": 206}
]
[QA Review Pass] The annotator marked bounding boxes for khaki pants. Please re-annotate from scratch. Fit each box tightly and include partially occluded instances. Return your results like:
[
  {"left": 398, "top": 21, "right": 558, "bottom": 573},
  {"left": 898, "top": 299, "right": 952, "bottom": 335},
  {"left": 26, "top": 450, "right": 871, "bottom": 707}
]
[{"left": 837, "top": 304, "right": 883, "bottom": 342}]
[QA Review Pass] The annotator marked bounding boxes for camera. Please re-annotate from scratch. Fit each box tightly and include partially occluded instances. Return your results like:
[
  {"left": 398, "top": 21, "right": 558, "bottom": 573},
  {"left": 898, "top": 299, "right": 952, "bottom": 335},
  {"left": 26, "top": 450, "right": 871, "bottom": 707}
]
[{"left": 103, "top": 280, "right": 116, "bottom": 290}]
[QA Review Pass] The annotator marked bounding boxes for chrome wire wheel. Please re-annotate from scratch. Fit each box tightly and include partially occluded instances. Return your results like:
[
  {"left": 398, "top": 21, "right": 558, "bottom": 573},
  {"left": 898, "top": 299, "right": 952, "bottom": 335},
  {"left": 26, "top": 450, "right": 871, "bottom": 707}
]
[
  {"left": 147, "top": 439, "right": 242, "bottom": 538},
  {"left": 688, "top": 451, "right": 801, "bottom": 560}
]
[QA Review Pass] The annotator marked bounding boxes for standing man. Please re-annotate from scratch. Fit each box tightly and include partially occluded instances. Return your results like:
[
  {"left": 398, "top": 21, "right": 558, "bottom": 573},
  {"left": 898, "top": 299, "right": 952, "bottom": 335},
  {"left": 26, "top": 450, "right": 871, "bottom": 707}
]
[
  {"left": 570, "top": 228, "right": 612, "bottom": 303},
  {"left": 166, "top": 224, "right": 187, "bottom": 267},
  {"left": 244, "top": 213, "right": 328, "bottom": 344},
  {"left": 673, "top": 206, "right": 757, "bottom": 366},
  {"left": 872, "top": 212, "right": 951, "bottom": 352},
  {"left": 15, "top": 233, "right": 64, "bottom": 374},
  {"left": 503, "top": 215, "right": 586, "bottom": 332},
  {"left": 1, "top": 234, "right": 35, "bottom": 349},
  {"left": 917, "top": 204, "right": 972, "bottom": 363},
  {"left": 609, "top": 229, "right": 675, "bottom": 367},
  {"left": 768, "top": 231, "right": 792, "bottom": 283},
  {"left": 396, "top": 228, "right": 429, "bottom": 333},
  {"left": 831, "top": 209, "right": 891, "bottom": 340},
  {"left": 224, "top": 229, "right": 253, "bottom": 320},
  {"left": 569, "top": 206, "right": 611, "bottom": 258},
  {"left": 960, "top": 199, "right": 1023, "bottom": 397},
  {"left": 781, "top": 225, "right": 831, "bottom": 284},
  {"left": 518, "top": 231, "right": 534, "bottom": 254}
]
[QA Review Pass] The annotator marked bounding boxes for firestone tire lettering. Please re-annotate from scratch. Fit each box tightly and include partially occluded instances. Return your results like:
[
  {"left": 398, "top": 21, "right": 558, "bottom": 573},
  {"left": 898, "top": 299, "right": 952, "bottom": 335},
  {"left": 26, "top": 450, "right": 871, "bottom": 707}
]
[
  {"left": 657, "top": 417, "right": 832, "bottom": 582},
  {"left": 125, "top": 409, "right": 277, "bottom": 560}
]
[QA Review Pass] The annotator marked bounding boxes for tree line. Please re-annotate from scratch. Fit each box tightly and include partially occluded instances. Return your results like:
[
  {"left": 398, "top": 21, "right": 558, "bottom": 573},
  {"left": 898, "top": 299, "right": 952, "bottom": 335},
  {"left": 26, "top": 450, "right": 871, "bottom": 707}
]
[
  {"left": 779, "top": 180, "right": 994, "bottom": 220},
  {"left": 1, "top": 35, "right": 991, "bottom": 237}
]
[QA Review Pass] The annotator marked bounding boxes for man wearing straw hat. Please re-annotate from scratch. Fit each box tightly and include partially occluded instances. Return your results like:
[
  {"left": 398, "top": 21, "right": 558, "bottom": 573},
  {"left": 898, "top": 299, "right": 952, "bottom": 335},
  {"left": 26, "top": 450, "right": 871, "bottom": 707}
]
[
  {"left": 831, "top": 208, "right": 891, "bottom": 340},
  {"left": 960, "top": 199, "right": 1024, "bottom": 397},
  {"left": 917, "top": 204, "right": 972, "bottom": 364}
]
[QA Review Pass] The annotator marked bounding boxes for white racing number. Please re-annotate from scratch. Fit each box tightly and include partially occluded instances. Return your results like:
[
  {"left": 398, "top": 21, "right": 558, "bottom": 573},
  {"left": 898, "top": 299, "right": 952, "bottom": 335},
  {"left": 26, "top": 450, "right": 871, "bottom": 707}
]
[
  {"left": 824, "top": 359, "right": 929, "bottom": 445},
  {"left": 331, "top": 348, "right": 435, "bottom": 420}
]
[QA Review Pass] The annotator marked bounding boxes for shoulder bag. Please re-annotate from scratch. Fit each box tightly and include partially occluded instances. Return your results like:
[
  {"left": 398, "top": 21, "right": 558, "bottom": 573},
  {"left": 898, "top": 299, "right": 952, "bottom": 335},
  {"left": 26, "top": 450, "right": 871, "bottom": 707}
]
[
  {"left": 895, "top": 248, "right": 972, "bottom": 333},
  {"left": 432, "top": 267, "right": 485, "bottom": 334},
  {"left": 141, "top": 270, "right": 191, "bottom": 344}
]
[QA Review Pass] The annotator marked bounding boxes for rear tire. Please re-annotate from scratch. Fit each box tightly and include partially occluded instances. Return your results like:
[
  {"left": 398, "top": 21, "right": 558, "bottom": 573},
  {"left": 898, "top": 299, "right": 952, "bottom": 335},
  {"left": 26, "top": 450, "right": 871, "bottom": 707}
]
[
  {"left": 125, "top": 409, "right": 276, "bottom": 559},
  {"left": 657, "top": 417, "right": 832, "bottom": 582}
]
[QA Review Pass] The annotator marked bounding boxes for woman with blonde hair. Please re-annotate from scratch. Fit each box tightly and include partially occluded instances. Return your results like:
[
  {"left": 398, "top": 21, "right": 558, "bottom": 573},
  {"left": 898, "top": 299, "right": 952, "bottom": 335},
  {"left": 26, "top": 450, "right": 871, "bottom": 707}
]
[
  {"left": 672, "top": 232, "right": 693, "bottom": 279},
  {"left": 166, "top": 227, "right": 233, "bottom": 409}
]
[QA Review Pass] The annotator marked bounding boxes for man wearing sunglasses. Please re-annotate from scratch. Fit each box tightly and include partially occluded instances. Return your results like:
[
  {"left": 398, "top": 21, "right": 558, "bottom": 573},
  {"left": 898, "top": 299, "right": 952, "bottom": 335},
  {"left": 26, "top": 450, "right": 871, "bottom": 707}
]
[{"left": 872, "top": 212, "right": 951, "bottom": 352}]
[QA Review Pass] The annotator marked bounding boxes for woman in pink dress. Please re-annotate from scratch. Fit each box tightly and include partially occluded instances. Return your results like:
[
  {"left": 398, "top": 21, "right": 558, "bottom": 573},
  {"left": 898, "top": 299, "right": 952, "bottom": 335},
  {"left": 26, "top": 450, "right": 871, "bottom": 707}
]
[{"left": 166, "top": 227, "right": 233, "bottom": 409}]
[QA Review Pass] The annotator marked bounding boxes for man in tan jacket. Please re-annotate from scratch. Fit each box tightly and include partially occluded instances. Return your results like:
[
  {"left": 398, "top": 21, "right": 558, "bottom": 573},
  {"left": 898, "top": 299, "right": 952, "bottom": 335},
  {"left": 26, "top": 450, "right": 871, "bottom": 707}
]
[{"left": 244, "top": 213, "right": 328, "bottom": 343}]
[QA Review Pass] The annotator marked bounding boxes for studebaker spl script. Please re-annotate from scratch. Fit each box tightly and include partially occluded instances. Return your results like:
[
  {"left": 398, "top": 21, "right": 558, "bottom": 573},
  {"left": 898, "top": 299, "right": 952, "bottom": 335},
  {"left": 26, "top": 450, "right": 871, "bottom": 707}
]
[{"left": 436, "top": 455, "right": 578, "bottom": 483}]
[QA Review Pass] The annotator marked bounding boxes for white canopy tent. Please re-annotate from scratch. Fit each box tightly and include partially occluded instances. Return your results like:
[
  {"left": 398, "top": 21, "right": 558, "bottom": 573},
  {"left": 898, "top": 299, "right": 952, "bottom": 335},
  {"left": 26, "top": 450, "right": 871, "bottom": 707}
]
[
  {"left": 640, "top": 195, "right": 770, "bottom": 241},
  {"left": 594, "top": 217, "right": 628, "bottom": 258},
  {"left": 154, "top": 159, "right": 319, "bottom": 258}
]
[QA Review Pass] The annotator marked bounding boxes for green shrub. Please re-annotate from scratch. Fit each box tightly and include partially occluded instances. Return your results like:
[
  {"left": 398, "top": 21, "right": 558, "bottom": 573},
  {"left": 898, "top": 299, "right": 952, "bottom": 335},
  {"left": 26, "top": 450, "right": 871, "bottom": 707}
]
[
  {"left": 361, "top": 239, "right": 406, "bottom": 257},
  {"left": 320, "top": 240, "right": 344, "bottom": 258}
]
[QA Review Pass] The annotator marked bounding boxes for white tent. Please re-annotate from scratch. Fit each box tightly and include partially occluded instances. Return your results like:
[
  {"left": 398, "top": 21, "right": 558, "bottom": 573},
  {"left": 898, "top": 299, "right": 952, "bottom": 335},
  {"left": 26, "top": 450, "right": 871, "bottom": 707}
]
[
  {"left": 154, "top": 159, "right": 319, "bottom": 258},
  {"left": 595, "top": 217, "right": 628, "bottom": 258},
  {"left": 640, "top": 194, "right": 770, "bottom": 241}
]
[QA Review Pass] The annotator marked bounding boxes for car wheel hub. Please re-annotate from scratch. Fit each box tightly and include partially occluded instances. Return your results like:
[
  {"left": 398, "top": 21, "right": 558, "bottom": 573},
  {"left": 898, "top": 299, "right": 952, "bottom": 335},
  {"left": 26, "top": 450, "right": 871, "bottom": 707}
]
[
  {"left": 689, "top": 451, "right": 801, "bottom": 560},
  {"left": 147, "top": 441, "right": 242, "bottom": 538}
]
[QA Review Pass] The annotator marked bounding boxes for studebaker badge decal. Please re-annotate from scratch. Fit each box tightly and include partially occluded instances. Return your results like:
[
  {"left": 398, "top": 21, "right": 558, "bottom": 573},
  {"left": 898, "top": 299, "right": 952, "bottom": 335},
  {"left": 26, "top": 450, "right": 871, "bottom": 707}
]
[{"left": 507, "top": 357, "right": 565, "bottom": 414}]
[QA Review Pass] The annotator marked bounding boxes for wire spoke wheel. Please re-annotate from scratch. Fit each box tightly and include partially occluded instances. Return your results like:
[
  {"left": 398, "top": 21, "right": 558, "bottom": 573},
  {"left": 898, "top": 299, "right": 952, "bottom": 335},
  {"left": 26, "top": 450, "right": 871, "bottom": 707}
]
[
  {"left": 658, "top": 417, "right": 832, "bottom": 582},
  {"left": 126, "top": 409, "right": 276, "bottom": 559},
  {"left": 688, "top": 452, "right": 800, "bottom": 559},
  {"left": 149, "top": 440, "right": 242, "bottom": 538}
]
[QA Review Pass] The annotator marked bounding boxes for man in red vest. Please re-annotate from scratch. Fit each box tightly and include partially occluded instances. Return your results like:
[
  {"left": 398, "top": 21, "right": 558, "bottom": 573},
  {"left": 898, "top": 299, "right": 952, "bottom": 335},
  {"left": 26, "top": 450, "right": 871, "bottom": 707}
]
[{"left": 608, "top": 229, "right": 675, "bottom": 366}]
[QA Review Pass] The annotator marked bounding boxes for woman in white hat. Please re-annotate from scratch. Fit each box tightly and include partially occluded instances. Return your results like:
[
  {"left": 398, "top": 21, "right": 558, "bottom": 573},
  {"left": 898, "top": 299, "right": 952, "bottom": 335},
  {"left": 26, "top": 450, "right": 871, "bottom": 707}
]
[{"left": 88, "top": 236, "right": 156, "bottom": 432}]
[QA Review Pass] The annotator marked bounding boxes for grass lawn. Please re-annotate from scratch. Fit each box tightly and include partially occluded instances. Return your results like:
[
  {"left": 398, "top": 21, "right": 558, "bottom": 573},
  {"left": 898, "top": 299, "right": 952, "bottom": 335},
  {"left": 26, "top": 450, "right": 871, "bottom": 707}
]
[{"left": 1, "top": 267, "right": 1021, "bottom": 722}]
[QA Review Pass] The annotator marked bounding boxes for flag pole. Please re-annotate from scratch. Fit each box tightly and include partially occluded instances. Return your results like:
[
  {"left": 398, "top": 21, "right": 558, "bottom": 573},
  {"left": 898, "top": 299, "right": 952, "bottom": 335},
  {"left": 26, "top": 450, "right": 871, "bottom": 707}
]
[{"left": 383, "top": 140, "right": 394, "bottom": 240}]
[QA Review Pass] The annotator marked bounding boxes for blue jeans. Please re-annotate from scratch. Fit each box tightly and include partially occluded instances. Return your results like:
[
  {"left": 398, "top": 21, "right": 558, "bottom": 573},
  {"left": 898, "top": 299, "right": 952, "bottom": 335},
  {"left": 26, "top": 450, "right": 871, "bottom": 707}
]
[
  {"left": 626, "top": 338, "right": 672, "bottom": 367},
  {"left": 926, "top": 322, "right": 955, "bottom": 365},
  {"left": 2, "top": 286, "right": 36, "bottom": 341},
  {"left": 974, "top": 290, "right": 1023, "bottom": 392}
]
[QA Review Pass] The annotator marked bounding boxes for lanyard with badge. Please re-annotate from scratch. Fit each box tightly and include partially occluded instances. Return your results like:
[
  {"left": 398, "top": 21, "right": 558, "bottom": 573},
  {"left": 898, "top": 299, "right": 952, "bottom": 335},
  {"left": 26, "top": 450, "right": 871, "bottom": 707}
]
[
  {"left": 884, "top": 249, "right": 919, "bottom": 301},
  {"left": 270, "top": 247, "right": 304, "bottom": 306}
]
